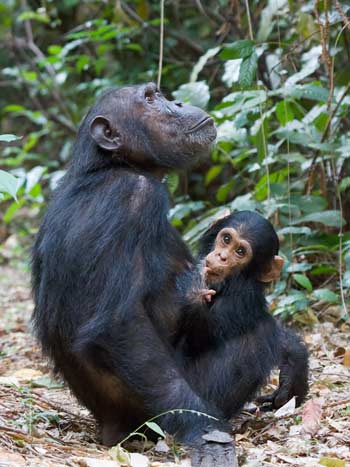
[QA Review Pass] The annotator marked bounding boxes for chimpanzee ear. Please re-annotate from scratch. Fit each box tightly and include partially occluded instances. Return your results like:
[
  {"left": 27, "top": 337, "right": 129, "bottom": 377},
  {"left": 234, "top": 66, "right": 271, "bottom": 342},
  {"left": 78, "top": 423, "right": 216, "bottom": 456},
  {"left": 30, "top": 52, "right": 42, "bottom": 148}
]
[
  {"left": 89, "top": 115, "right": 121, "bottom": 151},
  {"left": 260, "top": 255, "right": 284, "bottom": 283}
]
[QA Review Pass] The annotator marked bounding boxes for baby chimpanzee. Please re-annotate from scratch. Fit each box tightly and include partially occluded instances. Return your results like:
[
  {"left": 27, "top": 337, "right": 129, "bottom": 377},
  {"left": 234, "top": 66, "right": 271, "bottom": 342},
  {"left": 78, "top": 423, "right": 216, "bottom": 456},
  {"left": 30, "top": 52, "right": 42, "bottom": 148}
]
[{"left": 176, "top": 210, "right": 309, "bottom": 415}]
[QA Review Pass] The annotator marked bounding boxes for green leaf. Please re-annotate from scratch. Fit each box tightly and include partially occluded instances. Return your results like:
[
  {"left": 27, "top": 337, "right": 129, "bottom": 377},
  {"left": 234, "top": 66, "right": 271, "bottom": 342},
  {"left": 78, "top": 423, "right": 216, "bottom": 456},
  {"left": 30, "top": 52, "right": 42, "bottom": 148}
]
[
  {"left": 239, "top": 52, "right": 258, "bottom": 87},
  {"left": 0, "top": 134, "right": 21, "bottom": 142},
  {"left": 205, "top": 165, "right": 222, "bottom": 186},
  {"left": 17, "top": 10, "right": 49, "bottom": 23},
  {"left": 191, "top": 46, "right": 220, "bottom": 82},
  {"left": 219, "top": 40, "right": 255, "bottom": 60},
  {"left": 172, "top": 81, "right": 210, "bottom": 109},
  {"left": 291, "top": 210, "right": 345, "bottom": 228},
  {"left": 164, "top": 172, "right": 179, "bottom": 195},
  {"left": 145, "top": 421, "right": 165, "bottom": 438},
  {"left": 293, "top": 274, "right": 313, "bottom": 292},
  {"left": 312, "top": 289, "right": 339, "bottom": 304},
  {"left": 0, "top": 170, "right": 20, "bottom": 199},
  {"left": 275, "top": 101, "right": 294, "bottom": 125}
]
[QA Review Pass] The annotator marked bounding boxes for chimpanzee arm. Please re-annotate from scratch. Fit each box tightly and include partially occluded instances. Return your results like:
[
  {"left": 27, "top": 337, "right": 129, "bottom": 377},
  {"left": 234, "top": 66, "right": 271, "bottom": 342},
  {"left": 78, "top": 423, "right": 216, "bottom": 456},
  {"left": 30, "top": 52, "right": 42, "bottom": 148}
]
[{"left": 257, "top": 324, "right": 309, "bottom": 409}]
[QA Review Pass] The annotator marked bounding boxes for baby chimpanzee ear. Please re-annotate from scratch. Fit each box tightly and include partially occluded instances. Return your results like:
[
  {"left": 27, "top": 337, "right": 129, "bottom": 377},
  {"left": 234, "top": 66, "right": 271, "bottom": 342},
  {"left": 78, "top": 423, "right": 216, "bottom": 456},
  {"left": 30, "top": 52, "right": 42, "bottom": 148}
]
[
  {"left": 90, "top": 116, "right": 121, "bottom": 151},
  {"left": 259, "top": 255, "right": 284, "bottom": 283}
]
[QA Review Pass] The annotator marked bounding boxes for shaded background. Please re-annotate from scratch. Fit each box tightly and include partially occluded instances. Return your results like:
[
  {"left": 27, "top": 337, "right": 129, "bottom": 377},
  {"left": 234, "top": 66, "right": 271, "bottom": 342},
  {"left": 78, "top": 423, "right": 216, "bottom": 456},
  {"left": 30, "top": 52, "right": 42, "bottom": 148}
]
[{"left": 0, "top": 0, "right": 349, "bottom": 319}]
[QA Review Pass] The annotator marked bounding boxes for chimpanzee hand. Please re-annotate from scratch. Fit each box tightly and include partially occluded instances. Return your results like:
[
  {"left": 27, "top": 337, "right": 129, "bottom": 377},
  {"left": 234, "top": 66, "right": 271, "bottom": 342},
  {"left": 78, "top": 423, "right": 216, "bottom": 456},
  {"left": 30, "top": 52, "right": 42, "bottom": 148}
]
[
  {"left": 189, "top": 430, "right": 237, "bottom": 467},
  {"left": 200, "top": 289, "right": 216, "bottom": 303}
]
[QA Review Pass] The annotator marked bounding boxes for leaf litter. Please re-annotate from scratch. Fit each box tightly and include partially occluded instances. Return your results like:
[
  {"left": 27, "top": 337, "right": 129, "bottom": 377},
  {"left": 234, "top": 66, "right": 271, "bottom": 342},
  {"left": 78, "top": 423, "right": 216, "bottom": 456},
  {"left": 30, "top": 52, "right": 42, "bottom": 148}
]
[{"left": 0, "top": 266, "right": 349, "bottom": 466}]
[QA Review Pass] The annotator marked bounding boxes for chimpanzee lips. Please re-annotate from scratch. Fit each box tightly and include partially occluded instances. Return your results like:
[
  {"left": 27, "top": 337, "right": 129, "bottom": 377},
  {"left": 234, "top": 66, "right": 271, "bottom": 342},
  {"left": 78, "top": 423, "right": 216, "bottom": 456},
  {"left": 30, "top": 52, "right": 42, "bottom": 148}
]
[{"left": 185, "top": 116, "right": 214, "bottom": 134}]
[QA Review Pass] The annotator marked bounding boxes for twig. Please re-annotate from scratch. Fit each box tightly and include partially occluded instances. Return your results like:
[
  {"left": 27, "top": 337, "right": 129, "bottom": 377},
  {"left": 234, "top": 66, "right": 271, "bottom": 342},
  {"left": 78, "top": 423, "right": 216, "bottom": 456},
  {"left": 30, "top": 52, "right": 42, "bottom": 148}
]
[
  {"left": 157, "top": 0, "right": 165, "bottom": 89},
  {"left": 308, "top": 82, "right": 350, "bottom": 171}
]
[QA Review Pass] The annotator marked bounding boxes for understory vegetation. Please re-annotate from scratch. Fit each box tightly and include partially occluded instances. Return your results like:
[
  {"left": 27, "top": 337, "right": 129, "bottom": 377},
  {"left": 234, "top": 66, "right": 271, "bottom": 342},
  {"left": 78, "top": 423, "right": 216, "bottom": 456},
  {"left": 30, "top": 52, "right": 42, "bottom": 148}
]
[{"left": 0, "top": 0, "right": 349, "bottom": 319}]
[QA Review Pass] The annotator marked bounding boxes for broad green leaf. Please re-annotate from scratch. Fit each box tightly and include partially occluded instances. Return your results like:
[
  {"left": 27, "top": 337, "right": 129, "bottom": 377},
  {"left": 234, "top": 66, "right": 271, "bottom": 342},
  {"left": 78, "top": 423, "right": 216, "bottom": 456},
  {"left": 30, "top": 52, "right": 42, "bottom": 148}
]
[
  {"left": 219, "top": 40, "right": 254, "bottom": 60},
  {"left": 312, "top": 289, "right": 339, "bottom": 304},
  {"left": 239, "top": 52, "right": 258, "bottom": 87},
  {"left": 278, "top": 226, "right": 312, "bottom": 235},
  {"left": 172, "top": 81, "right": 210, "bottom": 109},
  {"left": 0, "top": 170, "right": 20, "bottom": 199},
  {"left": 293, "top": 274, "right": 313, "bottom": 292},
  {"left": 205, "top": 165, "right": 222, "bottom": 186},
  {"left": 165, "top": 172, "right": 179, "bottom": 195},
  {"left": 339, "top": 177, "right": 350, "bottom": 192},
  {"left": 257, "top": 0, "right": 288, "bottom": 41},
  {"left": 191, "top": 46, "right": 220, "bottom": 82},
  {"left": 287, "top": 263, "right": 312, "bottom": 273},
  {"left": 275, "top": 101, "right": 294, "bottom": 125},
  {"left": 0, "top": 134, "right": 21, "bottom": 142},
  {"left": 286, "top": 84, "right": 329, "bottom": 102},
  {"left": 145, "top": 421, "right": 165, "bottom": 438},
  {"left": 17, "top": 10, "right": 49, "bottom": 23},
  {"left": 291, "top": 210, "right": 345, "bottom": 228}
]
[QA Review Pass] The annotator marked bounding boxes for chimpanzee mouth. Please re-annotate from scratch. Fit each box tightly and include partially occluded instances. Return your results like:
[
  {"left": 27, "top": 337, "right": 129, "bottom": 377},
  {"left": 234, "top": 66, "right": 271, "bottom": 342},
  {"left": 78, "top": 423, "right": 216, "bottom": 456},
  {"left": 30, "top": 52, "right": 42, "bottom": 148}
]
[{"left": 185, "top": 117, "right": 214, "bottom": 134}]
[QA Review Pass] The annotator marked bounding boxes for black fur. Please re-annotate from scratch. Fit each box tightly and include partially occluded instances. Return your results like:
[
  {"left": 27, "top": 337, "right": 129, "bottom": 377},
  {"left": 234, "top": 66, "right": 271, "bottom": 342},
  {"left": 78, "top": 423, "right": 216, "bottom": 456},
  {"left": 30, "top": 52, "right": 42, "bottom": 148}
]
[
  {"left": 176, "top": 211, "right": 309, "bottom": 415},
  {"left": 31, "top": 84, "right": 235, "bottom": 466}
]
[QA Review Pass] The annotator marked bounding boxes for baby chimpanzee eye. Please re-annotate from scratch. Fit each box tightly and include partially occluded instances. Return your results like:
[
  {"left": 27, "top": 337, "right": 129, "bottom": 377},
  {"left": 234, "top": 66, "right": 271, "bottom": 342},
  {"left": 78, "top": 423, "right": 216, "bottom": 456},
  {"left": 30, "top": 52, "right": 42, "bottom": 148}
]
[
  {"left": 223, "top": 234, "right": 231, "bottom": 244},
  {"left": 236, "top": 246, "right": 246, "bottom": 256}
]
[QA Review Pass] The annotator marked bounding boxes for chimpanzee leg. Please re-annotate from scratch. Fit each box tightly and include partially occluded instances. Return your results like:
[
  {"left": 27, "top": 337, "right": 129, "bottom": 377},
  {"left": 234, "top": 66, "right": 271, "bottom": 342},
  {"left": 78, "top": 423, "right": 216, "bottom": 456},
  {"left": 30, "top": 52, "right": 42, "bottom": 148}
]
[
  {"left": 74, "top": 308, "right": 235, "bottom": 443},
  {"left": 257, "top": 324, "right": 309, "bottom": 409},
  {"left": 55, "top": 354, "right": 147, "bottom": 445},
  {"left": 184, "top": 321, "right": 280, "bottom": 418}
]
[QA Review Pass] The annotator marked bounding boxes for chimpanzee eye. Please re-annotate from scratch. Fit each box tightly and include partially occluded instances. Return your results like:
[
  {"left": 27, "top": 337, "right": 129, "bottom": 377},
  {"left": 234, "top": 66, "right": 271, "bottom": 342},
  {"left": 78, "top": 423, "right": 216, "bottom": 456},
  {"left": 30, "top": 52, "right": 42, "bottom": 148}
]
[
  {"left": 145, "top": 89, "right": 155, "bottom": 103},
  {"left": 223, "top": 234, "right": 231, "bottom": 245},
  {"left": 236, "top": 246, "right": 246, "bottom": 256}
]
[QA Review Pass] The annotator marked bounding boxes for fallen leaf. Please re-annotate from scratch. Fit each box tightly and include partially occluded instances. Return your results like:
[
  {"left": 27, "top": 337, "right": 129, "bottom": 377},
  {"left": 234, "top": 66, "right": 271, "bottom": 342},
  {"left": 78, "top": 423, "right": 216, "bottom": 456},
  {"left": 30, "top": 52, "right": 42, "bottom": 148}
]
[
  {"left": 0, "top": 448, "right": 26, "bottom": 467},
  {"left": 12, "top": 368, "right": 43, "bottom": 381},
  {"left": 343, "top": 348, "right": 350, "bottom": 367},
  {"left": 302, "top": 399, "right": 323, "bottom": 437},
  {"left": 154, "top": 439, "right": 170, "bottom": 453},
  {"left": 109, "top": 444, "right": 131, "bottom": 465},
  {"left": 202, "top": 430, "right": 233, "bottom": 443},
  {"left": 274, "top": 397, "right": 296, "bottom": 417},
  {"left": 75, "top": 458, "right": 119, "bottom": 467},
  {"left": 319, "top": 457, "right": 345, "bottom": 467},
  {"left": 130, "top": 453, "right": 149, "bottom": 467}
]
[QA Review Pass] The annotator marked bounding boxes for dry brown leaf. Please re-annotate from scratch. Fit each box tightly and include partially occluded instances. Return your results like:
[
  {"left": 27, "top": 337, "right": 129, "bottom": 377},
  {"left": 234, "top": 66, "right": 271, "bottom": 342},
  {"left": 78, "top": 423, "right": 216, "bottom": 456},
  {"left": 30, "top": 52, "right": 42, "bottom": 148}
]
[
  {"left": 342, "top": 348, "right": 350, "bottom": 367},
  {"left": 12, "top": 368, "right": 43, "bottom": 381},
  {"left": 301, "top": 398, "right": 323, "bottom": 437},
  {"left": 75, "top": 458, "right": 119, "bottom": 467},
  {"left": 0, "top": 448, "right": 26, "bottom": 467},
  {"left": 274, "top": 396, "right": 296, "bottom": 417}
]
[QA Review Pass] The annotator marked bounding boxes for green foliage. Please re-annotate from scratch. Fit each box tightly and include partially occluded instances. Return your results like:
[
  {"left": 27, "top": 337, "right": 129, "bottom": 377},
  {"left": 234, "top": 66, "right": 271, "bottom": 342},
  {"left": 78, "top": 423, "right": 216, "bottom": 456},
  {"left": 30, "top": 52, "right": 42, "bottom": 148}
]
[{"left": 0, "top": 0, "right": 349, "bottom": 318}]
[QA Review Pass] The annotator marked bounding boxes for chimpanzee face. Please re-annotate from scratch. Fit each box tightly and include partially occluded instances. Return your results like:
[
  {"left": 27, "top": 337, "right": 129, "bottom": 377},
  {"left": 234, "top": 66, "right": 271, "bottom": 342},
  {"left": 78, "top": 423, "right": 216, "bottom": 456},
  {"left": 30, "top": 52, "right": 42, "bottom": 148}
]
[
  {"left": 204, "top": 227, "right": 254, "bottom": 285},
  {"left": 88, "top": 83, "right": 216, "bottom": 169},
  {"left": 202, "top": 211, "right": 284, "bottom": 285}
]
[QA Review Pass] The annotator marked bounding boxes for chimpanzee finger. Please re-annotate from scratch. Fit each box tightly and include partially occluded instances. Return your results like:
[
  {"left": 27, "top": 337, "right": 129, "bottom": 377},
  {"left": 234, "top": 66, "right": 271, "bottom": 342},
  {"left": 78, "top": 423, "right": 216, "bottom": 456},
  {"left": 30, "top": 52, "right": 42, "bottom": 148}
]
[{"left": 255, "top": 393, "right": 275, "bottom": 404}]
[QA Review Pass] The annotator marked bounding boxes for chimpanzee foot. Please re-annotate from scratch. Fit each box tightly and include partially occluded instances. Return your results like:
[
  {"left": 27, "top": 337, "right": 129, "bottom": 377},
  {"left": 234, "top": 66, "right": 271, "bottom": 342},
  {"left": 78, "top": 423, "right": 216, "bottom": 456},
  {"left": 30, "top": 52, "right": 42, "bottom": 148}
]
[
  {"left": 101, "top": 421, "right": 129, "bottom": 447},
  {"left": 189, "top": 431, "right": 237, "bottom": 467}
]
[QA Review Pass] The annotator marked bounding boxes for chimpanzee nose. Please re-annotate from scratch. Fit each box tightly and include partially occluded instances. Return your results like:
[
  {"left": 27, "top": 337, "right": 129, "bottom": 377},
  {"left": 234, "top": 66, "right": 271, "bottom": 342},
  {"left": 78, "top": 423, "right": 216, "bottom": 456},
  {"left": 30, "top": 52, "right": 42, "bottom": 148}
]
[{"left": 218, "top": 251, "right": 228, "bottom": 262}]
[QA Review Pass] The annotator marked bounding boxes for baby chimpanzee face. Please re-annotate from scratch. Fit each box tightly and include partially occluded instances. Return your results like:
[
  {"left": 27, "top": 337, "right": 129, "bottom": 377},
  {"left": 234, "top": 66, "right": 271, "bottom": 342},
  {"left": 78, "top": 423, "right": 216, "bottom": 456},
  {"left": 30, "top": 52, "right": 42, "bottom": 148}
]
[
  {"left": 202, "top": 211, "right": 284, "bottom": 286},
  {"left": 204, "top": 227, "right": 253, "bottom": 284}
]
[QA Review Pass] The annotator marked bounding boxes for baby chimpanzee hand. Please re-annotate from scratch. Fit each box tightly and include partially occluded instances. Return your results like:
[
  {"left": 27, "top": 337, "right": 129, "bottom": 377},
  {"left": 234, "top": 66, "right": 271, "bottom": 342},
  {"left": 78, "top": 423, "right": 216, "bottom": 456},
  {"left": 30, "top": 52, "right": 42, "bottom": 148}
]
[{"left": 199, "top": 288, "right": 216, "bottom": 303}]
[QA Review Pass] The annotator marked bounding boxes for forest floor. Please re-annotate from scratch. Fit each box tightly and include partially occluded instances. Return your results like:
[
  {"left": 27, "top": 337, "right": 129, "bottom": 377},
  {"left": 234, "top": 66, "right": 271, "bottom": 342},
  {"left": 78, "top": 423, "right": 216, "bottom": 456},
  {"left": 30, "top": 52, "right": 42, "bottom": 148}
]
[{"left": 0, "top": 265, "right": 349, "bottom": 467}]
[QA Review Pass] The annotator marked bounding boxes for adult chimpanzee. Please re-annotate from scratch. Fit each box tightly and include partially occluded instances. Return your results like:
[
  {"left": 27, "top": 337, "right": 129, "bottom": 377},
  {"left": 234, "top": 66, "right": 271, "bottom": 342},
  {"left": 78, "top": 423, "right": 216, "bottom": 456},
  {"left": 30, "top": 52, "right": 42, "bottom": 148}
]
[
  {"left": 176, "top": 211, "right": 309, "bottom": 416},
  {"left": 31, "top": 83, "right": 236, "bottom": 467}
]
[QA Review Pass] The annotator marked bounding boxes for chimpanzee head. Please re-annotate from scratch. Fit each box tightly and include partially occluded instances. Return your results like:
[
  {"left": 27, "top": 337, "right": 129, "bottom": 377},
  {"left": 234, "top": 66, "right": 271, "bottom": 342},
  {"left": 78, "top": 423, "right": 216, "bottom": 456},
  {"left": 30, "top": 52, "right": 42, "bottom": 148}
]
[
  {"left": 199, "top": 211, "right": 284, "bottom": 285},
  {"left": 73, "top": 83, "right": 216, "bottom": 172}
]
